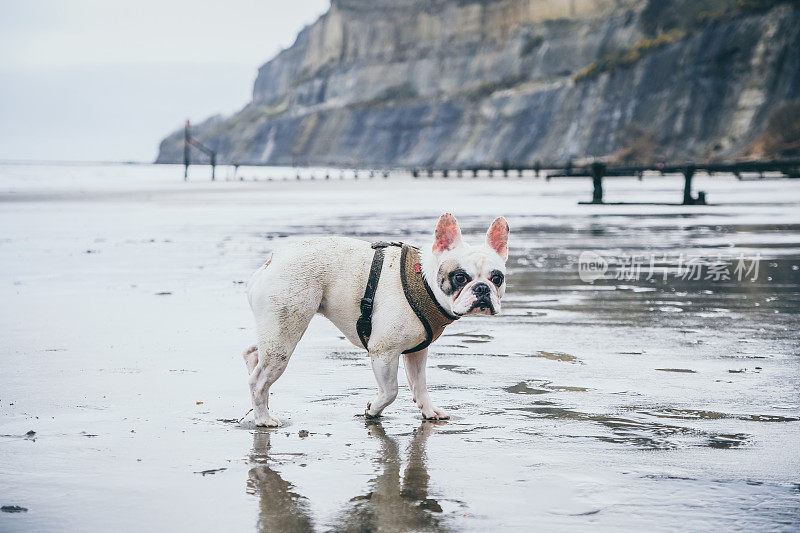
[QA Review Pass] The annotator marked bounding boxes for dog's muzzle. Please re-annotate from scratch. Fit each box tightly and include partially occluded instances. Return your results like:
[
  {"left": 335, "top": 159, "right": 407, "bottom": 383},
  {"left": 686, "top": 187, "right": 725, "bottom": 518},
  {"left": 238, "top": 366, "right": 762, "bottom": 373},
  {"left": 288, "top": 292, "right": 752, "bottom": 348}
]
[{"left": 469, "top": 283, "right": 495, "bottom": 314}]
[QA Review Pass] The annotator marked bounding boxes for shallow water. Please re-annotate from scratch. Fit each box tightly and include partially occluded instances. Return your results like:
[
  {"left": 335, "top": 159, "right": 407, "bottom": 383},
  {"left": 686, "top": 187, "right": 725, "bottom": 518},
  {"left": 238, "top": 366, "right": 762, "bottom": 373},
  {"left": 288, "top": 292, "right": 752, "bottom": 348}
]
[{"left": 1, "top": 163, "right": 799, "bottom": 531}]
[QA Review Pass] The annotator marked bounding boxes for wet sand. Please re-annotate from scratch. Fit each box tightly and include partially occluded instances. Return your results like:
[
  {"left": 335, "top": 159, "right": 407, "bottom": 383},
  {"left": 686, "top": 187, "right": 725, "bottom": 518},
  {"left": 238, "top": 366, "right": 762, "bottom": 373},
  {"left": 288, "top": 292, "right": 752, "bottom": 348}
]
[{"left": 1, "top": 164, "right": 799, "bottom": 531}]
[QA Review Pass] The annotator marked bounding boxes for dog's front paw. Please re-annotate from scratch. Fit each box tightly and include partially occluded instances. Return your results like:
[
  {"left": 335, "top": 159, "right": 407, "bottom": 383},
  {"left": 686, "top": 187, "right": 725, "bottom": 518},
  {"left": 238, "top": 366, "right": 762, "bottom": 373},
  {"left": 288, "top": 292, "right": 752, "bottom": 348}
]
[
  {"left": 421, "top": 406, "right": 450, "bottom": 420},
  {"left": 365, "top": 402, "right": 382, "bottom": 419}
]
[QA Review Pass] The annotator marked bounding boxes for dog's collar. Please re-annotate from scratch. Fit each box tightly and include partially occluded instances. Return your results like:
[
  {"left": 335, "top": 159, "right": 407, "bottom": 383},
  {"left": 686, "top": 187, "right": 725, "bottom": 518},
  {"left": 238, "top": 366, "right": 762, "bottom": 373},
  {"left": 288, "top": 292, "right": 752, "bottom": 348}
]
[{"left": 357, "top": 242, "right": 458, "bottom": 353}]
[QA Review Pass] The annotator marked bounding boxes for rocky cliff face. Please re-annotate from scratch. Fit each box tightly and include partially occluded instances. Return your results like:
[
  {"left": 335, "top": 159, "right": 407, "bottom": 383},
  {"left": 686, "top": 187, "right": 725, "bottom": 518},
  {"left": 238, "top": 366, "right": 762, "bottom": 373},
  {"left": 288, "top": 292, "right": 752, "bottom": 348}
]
[{"left": 156, "top": 0, "right": 800, "bottom": 166}]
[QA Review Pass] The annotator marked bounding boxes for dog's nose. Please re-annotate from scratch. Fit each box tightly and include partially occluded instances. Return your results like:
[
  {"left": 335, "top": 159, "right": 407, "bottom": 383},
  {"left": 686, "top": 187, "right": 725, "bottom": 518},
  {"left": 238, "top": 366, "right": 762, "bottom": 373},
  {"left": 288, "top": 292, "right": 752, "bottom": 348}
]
[{"left": 472, "top": 283, "right": 490, "bottom": 297}]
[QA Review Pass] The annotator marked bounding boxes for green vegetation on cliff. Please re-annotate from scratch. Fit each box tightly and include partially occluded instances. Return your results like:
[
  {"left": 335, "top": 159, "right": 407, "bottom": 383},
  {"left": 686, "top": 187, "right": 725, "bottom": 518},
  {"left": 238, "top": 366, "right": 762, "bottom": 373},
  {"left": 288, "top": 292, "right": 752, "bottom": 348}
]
[
  {"left": 574, "top": 0, "right": 800, "bottom": 82},
  {"left": 574, "top": 29, "right": 686, "bottom": 82}
]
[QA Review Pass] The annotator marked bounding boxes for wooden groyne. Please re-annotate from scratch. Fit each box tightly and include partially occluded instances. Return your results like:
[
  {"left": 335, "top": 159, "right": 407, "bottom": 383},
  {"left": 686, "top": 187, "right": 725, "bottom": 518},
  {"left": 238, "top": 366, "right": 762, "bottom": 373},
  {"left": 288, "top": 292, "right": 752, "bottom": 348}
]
[
  {"left": 183, "top": 120, "right": 217, "bottom": 181},
  {"left": 404, "top": 160, "right": 800, "bottom": 205},
  {"left": 178, "top": 153, "right": 800, "bottom": 205},
  {"left": 547, "top": 160, "right": 800, "bottom": 205}
]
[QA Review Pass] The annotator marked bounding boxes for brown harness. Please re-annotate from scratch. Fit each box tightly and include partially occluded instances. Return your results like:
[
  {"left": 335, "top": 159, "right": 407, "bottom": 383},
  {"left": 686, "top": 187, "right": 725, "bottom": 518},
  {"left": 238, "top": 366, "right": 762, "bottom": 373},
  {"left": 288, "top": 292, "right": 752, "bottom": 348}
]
[{"left": 356, "top": 242, "right": 459, "bottom": 353}]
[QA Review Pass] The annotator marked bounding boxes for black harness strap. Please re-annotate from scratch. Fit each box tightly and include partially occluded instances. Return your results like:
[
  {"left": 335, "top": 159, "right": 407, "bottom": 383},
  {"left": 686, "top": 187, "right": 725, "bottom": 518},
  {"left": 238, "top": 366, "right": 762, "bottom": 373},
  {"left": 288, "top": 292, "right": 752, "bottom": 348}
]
[{"left": 357, "top": 242, "right": 393, "bottom": 349}]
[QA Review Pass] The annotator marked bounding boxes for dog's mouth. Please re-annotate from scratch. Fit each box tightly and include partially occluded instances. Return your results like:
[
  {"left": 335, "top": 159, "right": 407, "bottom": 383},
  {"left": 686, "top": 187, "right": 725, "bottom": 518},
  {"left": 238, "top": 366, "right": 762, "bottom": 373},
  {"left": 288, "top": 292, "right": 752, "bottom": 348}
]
[{"left": 468, "top": 297, "right": 496, "bottom": 315}]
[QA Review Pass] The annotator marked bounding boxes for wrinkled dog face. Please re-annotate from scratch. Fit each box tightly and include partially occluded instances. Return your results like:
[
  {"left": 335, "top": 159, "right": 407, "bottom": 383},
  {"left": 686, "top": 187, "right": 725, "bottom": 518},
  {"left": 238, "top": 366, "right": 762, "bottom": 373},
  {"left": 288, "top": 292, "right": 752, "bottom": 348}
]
[{"left": 430, "top": 213, "right": 509, "bottom": 316}]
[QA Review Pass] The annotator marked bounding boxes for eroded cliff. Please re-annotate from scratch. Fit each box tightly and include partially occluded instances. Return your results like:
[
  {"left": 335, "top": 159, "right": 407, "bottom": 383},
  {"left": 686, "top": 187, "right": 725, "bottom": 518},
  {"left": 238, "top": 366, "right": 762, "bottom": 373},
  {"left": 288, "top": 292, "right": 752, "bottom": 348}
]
[{"left": 156, "top": 0, "right": 800, "bottom": 166}]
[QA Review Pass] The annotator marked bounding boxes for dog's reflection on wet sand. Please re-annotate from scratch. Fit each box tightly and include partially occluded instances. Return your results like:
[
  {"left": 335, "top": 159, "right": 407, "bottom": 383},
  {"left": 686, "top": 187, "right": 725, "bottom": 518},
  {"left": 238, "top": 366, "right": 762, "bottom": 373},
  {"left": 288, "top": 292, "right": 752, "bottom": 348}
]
[{"left": 247, "top": 420, "right": 448, "bottom": 532}]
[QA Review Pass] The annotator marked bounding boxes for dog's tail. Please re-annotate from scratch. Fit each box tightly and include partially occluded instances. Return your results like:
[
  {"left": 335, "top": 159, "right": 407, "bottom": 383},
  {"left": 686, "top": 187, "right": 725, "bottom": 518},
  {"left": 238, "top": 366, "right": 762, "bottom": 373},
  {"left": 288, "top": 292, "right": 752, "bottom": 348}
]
[{"left": 242, "top": 344, "right": 258, "bottom": 374}]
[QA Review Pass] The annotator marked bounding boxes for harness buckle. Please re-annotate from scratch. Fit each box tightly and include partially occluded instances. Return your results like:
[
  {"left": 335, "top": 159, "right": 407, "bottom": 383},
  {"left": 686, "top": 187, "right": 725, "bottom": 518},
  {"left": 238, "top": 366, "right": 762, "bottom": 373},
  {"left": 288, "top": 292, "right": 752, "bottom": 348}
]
[
  {"left": 356, "top": 315, "right": 371, "bottom": 340},
  {"left": 360, "top": 297, "right": 373, "bottom": 315}
]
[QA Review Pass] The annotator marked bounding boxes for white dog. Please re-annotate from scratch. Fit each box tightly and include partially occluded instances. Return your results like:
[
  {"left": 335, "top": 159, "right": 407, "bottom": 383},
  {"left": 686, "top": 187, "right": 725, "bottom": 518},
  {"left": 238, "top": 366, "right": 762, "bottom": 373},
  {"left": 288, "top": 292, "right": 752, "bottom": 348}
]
[{"left": 243, "top": 213, "right": 509, "bottom": 426}]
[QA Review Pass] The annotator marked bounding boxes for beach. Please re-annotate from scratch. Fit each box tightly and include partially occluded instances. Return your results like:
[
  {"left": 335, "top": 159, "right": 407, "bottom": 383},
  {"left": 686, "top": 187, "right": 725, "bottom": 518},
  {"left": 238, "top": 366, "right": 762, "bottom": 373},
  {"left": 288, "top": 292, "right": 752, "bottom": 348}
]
[{"left": 1, "top": 163, "right": 799, "bottom": 531}]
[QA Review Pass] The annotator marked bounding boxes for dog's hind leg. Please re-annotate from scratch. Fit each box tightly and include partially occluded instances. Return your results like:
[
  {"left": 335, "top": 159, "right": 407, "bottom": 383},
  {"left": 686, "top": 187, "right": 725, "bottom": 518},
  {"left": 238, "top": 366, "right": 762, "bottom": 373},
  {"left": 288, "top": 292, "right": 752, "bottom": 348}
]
[
  {"left": 249, "top": 296, "right": 319, "bottom": 427},
  {"left": 243, "top": 345, "right": 258, "bottom": 374}
]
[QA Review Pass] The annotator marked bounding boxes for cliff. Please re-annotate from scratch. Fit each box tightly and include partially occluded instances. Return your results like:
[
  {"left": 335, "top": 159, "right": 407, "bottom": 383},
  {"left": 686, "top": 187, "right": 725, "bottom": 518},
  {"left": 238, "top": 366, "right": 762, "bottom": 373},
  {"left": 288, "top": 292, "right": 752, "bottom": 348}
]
[{"left": 156, "top": 0, "right": 800, "bottom": 166}]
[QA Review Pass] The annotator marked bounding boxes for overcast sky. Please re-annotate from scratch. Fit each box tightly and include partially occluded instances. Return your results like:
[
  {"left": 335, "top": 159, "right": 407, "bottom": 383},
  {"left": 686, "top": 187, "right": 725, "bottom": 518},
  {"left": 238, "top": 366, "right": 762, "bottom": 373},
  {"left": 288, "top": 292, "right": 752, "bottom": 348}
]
[{"left": 0, "top": 0, "right": 330, "bottom": 162}]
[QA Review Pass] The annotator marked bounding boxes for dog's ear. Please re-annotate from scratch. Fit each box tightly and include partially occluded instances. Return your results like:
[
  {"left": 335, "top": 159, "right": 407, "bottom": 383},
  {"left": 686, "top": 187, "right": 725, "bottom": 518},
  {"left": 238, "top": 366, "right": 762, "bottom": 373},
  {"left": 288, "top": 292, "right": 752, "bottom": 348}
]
[
  {"left": 433, "top": 213, "right": 463, "bottom": 256},
  {"left": 486, "top": 217, "right": 509, "bottom": 260}
]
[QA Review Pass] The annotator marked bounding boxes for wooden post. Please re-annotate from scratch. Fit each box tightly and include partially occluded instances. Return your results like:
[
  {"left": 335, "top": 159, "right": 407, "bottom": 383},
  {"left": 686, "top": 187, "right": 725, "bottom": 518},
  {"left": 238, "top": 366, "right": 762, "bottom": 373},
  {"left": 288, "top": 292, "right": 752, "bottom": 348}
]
[
  {"left": 591, "top": 162, "right": 605, "bottom": 204},
  {"left": 183, "top": 119, "right": 217, "bottom": 181},
  {"left": 682, "top": 164, "right": 696, "bottom": 205},
  {"left": 183, "top": 120, "right": 190, "bottom": 181}
]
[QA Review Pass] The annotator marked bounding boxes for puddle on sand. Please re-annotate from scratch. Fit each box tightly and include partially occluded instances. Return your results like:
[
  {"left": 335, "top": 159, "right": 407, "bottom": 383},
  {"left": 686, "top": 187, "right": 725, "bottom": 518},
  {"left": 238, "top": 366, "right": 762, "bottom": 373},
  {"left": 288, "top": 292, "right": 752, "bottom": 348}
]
[
  {"left": 309, "top": 394, "right": 349, "bottom": 403},
  {"left": 437, "top": 424, "right": 500, "bottom": 435},
  {"left": 706, "top": 434, "right": 751, "bottom": 449},
  {"left": 507, "top": 405, "right": 752, "bottom": 450},
  {"left": 442, "top": 332, "right": 493, "bottom": 340},
  {"left": 639, "top": 408, "right": 800, "bottom": 422},
  {"left": 443, "top": 332, "right": 494, "bottom": 345},
  {"left": 504, "top": 380, "right": 588, "bottom": 394},
  {"left": 546, "top": 385, "right": 589, "bottom": 392},
  {"left": 437, "top": 364, "right": 479, "bottom": 374},
  {"left": 521, "top": 351, "right": 580, "bottom": 363},
  {"left": 639, "top": 408, "right": 729, "bottom": 420},
  {"left": 742, "top": 414, "right": 800, "bottom": 422},
  {"left": 504, "top": 381, "right": 550, "bottom": 395}
]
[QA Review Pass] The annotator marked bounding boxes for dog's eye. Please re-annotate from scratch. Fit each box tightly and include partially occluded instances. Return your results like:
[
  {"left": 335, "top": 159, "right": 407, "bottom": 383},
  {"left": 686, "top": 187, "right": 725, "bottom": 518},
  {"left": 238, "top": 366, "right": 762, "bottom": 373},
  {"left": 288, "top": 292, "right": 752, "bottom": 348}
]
[
  {"left": 491, "top": 273, "right": 504, "bottom": 286},
  {"left": 453, "top": 273, "right": 468, "bottom": 285}
]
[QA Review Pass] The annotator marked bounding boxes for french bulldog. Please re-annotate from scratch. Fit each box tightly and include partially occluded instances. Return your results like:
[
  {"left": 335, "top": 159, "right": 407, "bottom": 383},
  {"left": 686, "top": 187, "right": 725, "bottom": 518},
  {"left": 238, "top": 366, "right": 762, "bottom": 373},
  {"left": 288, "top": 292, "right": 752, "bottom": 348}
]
[{"left": 243, "top": 213, "right": 509, "bottom": 426}]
